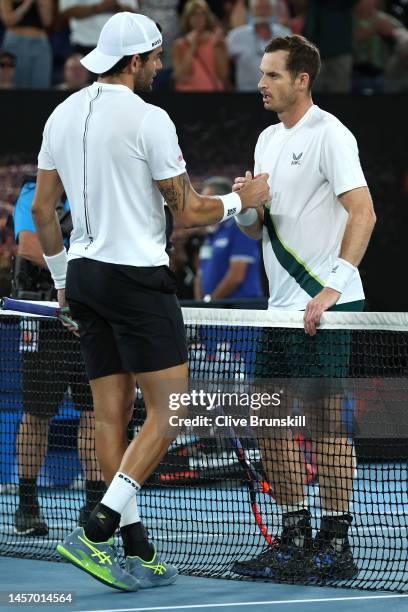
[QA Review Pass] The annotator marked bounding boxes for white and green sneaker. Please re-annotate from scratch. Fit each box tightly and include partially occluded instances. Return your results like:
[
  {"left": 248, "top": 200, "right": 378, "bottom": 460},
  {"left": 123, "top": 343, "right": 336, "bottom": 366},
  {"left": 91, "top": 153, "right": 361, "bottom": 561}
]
[
  {"left": 125, "top": 545, "right": 178, "bottom": 588},
  {"left": 56, "top": 527, "right": 139, "bottom": 592}
]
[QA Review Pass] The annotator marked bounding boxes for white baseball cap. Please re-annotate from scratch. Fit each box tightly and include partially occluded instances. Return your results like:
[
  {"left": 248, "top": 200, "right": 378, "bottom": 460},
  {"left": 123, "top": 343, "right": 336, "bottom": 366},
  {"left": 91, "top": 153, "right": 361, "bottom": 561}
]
[{"left": 81, "top": 12, "right": 162, "bottom": 74}]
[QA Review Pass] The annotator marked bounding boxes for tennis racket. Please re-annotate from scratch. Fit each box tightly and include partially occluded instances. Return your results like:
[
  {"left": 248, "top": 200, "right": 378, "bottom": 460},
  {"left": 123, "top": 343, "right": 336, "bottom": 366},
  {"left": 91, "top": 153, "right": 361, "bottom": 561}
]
[
  {"left": 215, "top": 410, "right": 317, "bottom": 548},
  {"left": 213, "top": 409, "right": 279, "bottom": 548},
  {"left": 1, "top": 297, "right": 78, "bottom": 330}
]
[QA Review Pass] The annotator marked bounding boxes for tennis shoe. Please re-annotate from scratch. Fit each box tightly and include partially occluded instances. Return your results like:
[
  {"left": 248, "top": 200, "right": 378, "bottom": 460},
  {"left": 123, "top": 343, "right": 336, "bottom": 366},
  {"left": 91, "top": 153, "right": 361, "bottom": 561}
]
[
  {"left": 231, "top": 542, "right": 311, "bottom": 581},
  {"left": 309, "top": 542, "right": 358, "bottom": 580},
  {"left": 231, "top": 509, "right": 313, "bottom": 581},
  {"left": 14, "top": 506, "right": 48, "bottom": 536},
  {"left": 56, "top": 527, "right": 139, "bottom": 591},
  {"left": 309, "top": 532, "right": 358, "bottom": 580},
  {"left": 125, "top": 545, "right": 178, "bottom": 588}
]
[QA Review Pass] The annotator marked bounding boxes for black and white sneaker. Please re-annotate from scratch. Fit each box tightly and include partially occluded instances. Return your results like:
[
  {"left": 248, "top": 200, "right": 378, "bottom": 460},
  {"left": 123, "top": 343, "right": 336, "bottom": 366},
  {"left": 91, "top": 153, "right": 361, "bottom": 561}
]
[
  {"left": 231, "top": 509, "right": 313, "bottom": 581},
  {"left": 308, "top": 514, "right": 358, "bottom": 581},
  {"left": 14, "top": 506, "right": 48, "bottom": 536}
]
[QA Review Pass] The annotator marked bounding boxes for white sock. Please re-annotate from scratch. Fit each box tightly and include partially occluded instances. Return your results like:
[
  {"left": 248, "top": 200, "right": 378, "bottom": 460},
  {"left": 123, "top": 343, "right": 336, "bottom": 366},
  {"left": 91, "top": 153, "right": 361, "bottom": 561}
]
[
  {"left": 119, "top": 495, "right": 141, "bottom": 528},
  {"left": 101, "top": 472, "right": 141, "bottom": 515}
]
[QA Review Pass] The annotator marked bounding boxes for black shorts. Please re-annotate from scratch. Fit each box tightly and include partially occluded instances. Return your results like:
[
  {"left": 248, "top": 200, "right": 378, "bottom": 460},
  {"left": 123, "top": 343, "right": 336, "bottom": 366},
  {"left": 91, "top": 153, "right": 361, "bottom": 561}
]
[
  {"left": 21, "top": 320, "right": 93, "bottom": 418},
  {"left": 66, "top": 258, "right": 188, "bottom": 380}
]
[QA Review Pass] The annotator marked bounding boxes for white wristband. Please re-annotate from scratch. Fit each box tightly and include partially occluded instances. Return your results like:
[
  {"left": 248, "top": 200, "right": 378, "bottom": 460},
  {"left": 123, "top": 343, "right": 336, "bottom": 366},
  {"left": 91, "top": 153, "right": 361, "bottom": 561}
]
[
  {"left": 219, "top": 192, "right": 242, "bottom": 222},
  {"left": 325, "top": 257, "right": 356, "bottom": 294},
  {"left": 235, "top": 208, "right": 258, "bottom": 227},
  {"left": 43, "top": 248, "right": 68, "bottom": 289}
]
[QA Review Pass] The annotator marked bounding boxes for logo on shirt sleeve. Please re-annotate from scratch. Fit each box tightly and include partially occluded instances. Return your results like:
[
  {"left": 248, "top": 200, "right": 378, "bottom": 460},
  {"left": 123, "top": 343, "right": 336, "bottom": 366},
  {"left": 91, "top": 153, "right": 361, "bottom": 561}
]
[{"left": 291, "top": 152, "right": 303, "bottom": 166}]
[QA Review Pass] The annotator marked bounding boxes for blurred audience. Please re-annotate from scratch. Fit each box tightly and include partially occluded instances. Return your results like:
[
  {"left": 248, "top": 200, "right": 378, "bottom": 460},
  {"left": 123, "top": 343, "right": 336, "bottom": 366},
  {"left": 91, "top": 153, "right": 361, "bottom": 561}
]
[
  {"left": 227, "top": 0, "right": 292, "bottom": 29},
  {"left": 385, "top": 0, "right": 408, "bottom": 28},
  {"left": 304, "top": 0, "right": 356, "bottom": 94},
  {"left": 59, "top": 0, "right": 139, "bottom": 56},
  {"left": 227, "top": 0, "right": 291, "bottom": 91},
  {"left": 172, "top": 0, "right": 228, "bottom": 91},
  {"left": 353, "top": 0, "right": 405, "bottom": 94},
  {"left": 55, "top": 52, "right": 89, "bottom": 89},
  {"left": 141, "top": 0, "right": 179, "bottom": 89},
  {"left": 384, "top": 28, "right": 408, "bottom": 92},
  {"left": 0, "top": 0, "right": 53, "bottom": 88},
  {"left": 288, "top": 0, "right": 307, "bottom": 34},
  {"left": 0, "top": 49, "right": 15, "bottom": 88},
  {"left": 195, "top": 177, "right": 262, "bottom": 301}
]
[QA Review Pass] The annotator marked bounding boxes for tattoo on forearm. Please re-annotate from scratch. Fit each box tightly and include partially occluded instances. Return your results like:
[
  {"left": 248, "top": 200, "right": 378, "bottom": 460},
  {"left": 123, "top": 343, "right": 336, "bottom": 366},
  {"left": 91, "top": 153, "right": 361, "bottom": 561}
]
[{"left": 158, "top": 173, "right": 189, "bottom": 213}]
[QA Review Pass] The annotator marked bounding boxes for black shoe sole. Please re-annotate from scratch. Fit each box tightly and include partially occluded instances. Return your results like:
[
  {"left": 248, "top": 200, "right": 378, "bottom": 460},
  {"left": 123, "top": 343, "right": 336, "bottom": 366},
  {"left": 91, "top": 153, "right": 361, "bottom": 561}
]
[{"left": 14, "top": 525, "right": 49, "bottom": 536}]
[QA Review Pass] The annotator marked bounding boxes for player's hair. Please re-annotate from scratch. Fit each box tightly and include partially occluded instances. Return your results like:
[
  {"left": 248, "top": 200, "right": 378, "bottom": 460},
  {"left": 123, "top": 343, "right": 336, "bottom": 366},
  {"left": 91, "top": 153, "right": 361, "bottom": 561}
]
[
  {"left": 264, "top": 35, "right": 321, "bottom": 90},
  {"left": 98, "top": 23, "right": 162, "bottom": 77}
]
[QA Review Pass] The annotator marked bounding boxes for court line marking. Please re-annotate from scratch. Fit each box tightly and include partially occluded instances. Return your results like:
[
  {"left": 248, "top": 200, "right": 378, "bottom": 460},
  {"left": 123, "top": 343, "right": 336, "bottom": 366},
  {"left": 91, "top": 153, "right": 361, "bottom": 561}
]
[{"left": 76, "top": 594, "right": 408, "bottom": 612}]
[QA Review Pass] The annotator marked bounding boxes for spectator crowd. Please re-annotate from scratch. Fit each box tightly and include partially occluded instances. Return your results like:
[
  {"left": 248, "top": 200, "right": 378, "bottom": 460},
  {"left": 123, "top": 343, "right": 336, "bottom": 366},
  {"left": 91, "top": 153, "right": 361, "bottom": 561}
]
[
  {"left": 1, "top": 0, "right": 408, "bottom": 302},
  {"left": 0, "top": 0, "right": 407, "bottom": 94}
]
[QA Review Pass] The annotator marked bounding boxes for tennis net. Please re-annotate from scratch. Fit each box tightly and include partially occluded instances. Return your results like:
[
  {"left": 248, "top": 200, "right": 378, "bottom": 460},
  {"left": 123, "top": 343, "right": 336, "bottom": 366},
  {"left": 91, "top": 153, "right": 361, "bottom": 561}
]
[{"left": 0, "top": 306, "right": 407, "bottom": 592}]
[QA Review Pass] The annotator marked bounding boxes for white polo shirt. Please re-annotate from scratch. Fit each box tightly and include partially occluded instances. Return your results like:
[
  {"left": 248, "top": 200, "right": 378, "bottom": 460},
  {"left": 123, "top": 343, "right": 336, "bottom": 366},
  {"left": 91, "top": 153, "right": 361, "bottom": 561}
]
[
  {"left": 255, "top": 105, "right": 367, "bottom": 310},
  {"left": 38, "top": 82, "right": 186, "bottom": 267}
]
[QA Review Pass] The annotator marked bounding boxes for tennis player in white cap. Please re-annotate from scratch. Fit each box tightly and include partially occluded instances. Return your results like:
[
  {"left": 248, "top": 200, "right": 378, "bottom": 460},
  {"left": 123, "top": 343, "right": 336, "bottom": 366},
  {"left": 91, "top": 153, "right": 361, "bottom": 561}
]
[{"left": 31, "top": 11, "right": 270, "bottom": 593}]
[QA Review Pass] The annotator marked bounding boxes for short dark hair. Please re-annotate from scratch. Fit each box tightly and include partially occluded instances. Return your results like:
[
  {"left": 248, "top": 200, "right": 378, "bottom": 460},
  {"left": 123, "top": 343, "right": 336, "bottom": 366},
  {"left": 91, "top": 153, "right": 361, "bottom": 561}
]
[
  {"left": 264, "top": 35, "right": 321, "bottom": 89},
  {"left": 98, "top": 22, "right": 162, "bottom": 77},
  {"left": 98, "top": 50, "right": 153, "bottom": 77}
]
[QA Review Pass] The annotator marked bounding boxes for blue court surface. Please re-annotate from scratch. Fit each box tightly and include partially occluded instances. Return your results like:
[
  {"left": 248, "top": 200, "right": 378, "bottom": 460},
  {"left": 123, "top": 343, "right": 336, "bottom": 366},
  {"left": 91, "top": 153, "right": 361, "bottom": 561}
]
[
  {"left": 1, "top": 557, "right": 408, "bottom": 612},
  {"left": 1, "top": 463, "right": 408, "bottom": 612}
]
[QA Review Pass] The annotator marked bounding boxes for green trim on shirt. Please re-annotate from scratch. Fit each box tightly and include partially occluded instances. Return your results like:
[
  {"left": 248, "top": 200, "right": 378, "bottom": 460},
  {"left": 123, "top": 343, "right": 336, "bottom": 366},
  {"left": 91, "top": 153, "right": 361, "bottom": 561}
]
[{"left": 263, "top": 206, "right": 325, "bottom": 298}]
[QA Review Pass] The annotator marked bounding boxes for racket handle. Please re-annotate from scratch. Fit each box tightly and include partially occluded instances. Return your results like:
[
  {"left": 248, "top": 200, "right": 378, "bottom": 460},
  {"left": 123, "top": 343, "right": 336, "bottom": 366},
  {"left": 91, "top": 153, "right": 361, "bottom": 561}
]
[{"left": 1, "top": 298, "right": 59, "bottom": 317}]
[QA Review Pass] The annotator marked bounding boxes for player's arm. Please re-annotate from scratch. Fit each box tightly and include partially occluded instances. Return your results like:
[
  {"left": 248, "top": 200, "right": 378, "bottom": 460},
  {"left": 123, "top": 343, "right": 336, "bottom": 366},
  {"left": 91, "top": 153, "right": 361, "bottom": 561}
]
[
  {"left": 31, "top": 169, "right": 65, "bottom": 256},
  {"left": 32, "top": 169, "right": 73, "bottom": 318},
  {"left": 337, "top": 186, "right": 376, "bottom": 266},
  {"left": 304, "top": 124, "right": 376, "bottom": 336},
  {"left": 232, "top": 171, "right": 264, "bottom": 240},
  {"left": 303, "top": 187, "right": 376, "bottom": 336},
  {"left": 155, "top": 171, "right": 269, "bottom": 228}
]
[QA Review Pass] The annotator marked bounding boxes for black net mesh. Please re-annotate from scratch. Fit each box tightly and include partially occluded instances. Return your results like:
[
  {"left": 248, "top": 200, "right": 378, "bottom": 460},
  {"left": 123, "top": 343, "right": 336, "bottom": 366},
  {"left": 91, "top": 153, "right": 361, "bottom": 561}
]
[{"left": 0, "top": 308, "right": 407, "bottom": 592}]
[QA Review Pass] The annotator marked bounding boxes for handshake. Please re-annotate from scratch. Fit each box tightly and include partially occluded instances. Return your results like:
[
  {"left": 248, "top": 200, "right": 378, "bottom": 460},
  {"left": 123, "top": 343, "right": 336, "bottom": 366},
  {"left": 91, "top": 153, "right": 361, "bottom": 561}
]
[{"left": 233, "top": 171, "right": 270, "bottom": 210}]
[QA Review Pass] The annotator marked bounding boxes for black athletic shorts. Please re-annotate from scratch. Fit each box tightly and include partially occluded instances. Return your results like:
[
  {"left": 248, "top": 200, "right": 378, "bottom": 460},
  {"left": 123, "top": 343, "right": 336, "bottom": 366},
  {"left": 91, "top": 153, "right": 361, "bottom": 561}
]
[
  {"left": 21, "top": 320, "right": 92, "bottom": 418},
  {"left": 66, "top": 258, "right": 188, "bottom": 380}
]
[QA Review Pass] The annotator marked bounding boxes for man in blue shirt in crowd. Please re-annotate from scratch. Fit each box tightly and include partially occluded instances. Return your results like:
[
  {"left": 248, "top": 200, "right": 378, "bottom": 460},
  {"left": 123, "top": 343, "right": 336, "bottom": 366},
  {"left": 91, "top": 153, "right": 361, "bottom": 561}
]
[
  {"left": 196, "top": 177, "right": 262, "bottom": 302},
  {"left": 12, "top": 176, "right": 105, "bottom": 536}
]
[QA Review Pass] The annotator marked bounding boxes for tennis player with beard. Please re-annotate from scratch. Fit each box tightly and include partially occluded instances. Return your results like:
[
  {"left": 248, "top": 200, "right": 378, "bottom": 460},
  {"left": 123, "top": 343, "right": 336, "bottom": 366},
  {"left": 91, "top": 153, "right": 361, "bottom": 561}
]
[{"left": 31, "top": 12, "right": 270, "bottom": 592}]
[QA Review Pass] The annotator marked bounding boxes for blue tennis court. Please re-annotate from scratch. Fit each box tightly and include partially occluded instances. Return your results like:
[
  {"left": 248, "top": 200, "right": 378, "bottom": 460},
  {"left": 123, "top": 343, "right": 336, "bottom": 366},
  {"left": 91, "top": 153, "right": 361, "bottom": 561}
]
[
  {"left": 1, "top": 469, "right": 408, "bottom": 611},
  {"left": 2, "top": 558, "right": 408, "bottom": 612}
]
